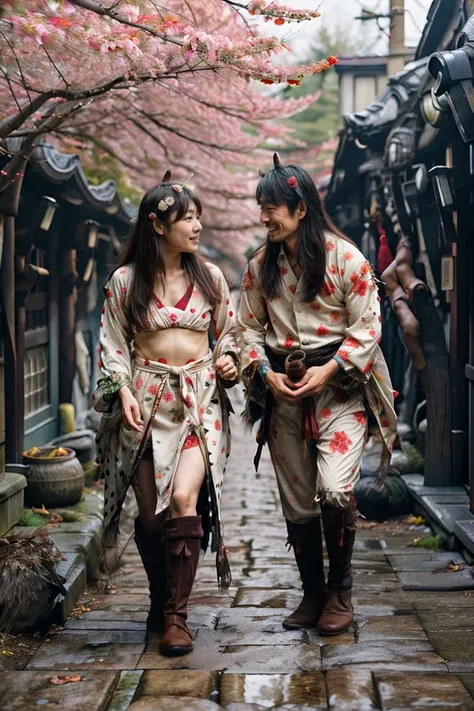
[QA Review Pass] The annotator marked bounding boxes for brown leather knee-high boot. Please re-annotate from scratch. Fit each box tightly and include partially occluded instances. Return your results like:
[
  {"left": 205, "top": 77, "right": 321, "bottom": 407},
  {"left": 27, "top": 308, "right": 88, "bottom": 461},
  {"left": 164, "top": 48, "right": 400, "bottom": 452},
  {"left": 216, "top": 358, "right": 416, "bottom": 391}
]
[
  {"left": 317, "top": 498, "right": 357, "bottom": 636},
  {"left": 159, "top": 515, "right": 203, "bottom": 656},
  {"left": 283, "top": 518, "right": 327, "bottom": 630},
  {"left": 134, "top": 517, "right": 166, "bottom": 634}
]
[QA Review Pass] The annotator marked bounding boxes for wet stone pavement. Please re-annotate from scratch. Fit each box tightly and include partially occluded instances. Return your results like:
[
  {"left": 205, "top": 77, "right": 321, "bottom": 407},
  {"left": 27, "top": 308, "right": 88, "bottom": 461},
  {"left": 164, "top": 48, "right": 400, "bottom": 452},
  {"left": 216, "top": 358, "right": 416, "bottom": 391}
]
[{"left": 4, "top": 391, "right": 474, "bottom": 710}]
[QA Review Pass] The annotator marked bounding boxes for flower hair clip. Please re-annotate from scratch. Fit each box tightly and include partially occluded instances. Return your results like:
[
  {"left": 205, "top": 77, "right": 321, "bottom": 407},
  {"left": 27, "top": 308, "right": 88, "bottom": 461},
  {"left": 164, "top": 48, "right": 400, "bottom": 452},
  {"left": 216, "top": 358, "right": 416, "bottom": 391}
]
[
  {"left": 148, "top": 211, "right": 157, "bottom": 220},
  {"left": 287, "top": 176, "right": 299, "bottom": 189},
  {"left": 172, "top": 184, "right": 183, "bottom": 193},
  {"left": 158, "top": 196, "right": 175, "bottom": 211}
]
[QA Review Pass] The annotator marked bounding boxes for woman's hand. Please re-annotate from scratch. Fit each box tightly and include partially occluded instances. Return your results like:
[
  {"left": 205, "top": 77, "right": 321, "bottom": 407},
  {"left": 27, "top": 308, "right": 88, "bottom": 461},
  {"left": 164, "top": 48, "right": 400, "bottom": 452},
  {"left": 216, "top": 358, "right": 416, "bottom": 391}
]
[
  {"left": 215, "top": 354, "right": 238, "bottom": 381},
  {"left": 291, "top": 360, "right": 340, "bottom": 400},
  {"left": 119, "top": 386, "right": 144, "bottom": 432}
]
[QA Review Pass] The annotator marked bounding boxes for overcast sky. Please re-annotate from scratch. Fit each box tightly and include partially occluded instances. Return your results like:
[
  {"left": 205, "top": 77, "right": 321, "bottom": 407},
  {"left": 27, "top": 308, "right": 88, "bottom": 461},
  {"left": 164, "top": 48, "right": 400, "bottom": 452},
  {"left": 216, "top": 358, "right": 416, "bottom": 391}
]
[{"left": 255, "top": 0, "right": 432, "bottom": 57}]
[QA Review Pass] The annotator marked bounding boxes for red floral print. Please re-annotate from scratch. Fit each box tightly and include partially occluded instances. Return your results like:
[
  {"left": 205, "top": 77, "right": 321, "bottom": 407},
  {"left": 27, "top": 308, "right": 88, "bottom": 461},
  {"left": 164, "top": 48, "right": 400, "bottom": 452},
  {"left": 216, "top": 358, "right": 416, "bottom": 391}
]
[
  {"left": 317, "top": 325, "right": 329, "bottom": 336},
  {"left": 363, "top": 360, "right": 374, "bottom": 374},
  {"left": 321, "top": 281, "right": 335, "bottom": 297},
  {"left": 360, "top": 261, "right": 370, "bottom": 275},
  {"left": 121, "top": 286, "right": 127, "bottom": 294},
  {"left": 310, "top": 302, "right": 321, "bottom": 311},
  {"left": 148, "top": 384, "right": 159, "bottom": 395},
  {"left": 354, "top": 411, "right": 367, "bottom": 426},
  {"left": 202, "top": 313, "right": 207, "bottom": 319},
  {"left": 241, "top": 269, "right": 254, "bottom": 291},
  {"left": 344, "top": 338, "right": 360, "bottom": 349},
  {"left": 326, "top": 240, "right": 335, "bottom": 251},
  {"left": 249, "top": 349, "right": 258, "bottom": 359},
  {"left": 226, "top": 299, "right": 230, "bottom": 305},
  {"left": 170, "top": 313, "right": 178, "bottom": 323},
  {"left": 289, "top": 285, "right": 296, "bottom": 295},
  {"left": 158, "top": 358, "right": 167, "bottom": 364},
  {"left": 229, "top": 311, "right": 234, "bottom": 317},
  {"left": 248, "top": 313, "right": 255, "bottom": 319},
  {"left": 144, "top": 359, "right": 150, "bottom": 366},
  {"left": 185, "top": 376, "right": 193, "bottom": 387},
  {"left": 116, "top": 350, "right": 122, "bottom": 355},
  {"left": 280, "top": 267, "right": 288, "bottom": 275},
  {"left": 215, "top": 419, "right": 222, "bottom": 431},
  {"left": 321, "top": 408, "right": 332, "bottom": 418},
  {"left": 330, "top": 312, "right": 341, "bottom": 323},
  {"left": 190, "top": 308, "right": 196, "bottom": 314},
  {"left": 353, "top": 278, "right": 368, "bottom": 297},
  {"left": 184, "top": 395, "right": 193, "bottom": 408},
  {"left": 284, "top": 334, "right": 295, "bottom": 348},
  {"left": 291, "top": 475, "right": 299, "bottom": 485},
  {"left": 155, "top": 471, "right": 166, "bottom": 480},
  {"left": 329, "top": 431, "right": 353, "bottom": 454},
  {"left": 183, "top": 433, "right": 200, "bottom": 450},
  {"left": 163, "top": 392, "right": 174, "bottom": 403},
  {"left": 343, "top": 251, "right": 354, "bottom": 261},
  {"left": 329, "top": 264, "right": 338, "bottom": 275},
  {"left": 135, "top": 376, "right": 143, "bottom": 390},
  {"left": 337, "top": 349, "right": 349, "bottom": 361}
]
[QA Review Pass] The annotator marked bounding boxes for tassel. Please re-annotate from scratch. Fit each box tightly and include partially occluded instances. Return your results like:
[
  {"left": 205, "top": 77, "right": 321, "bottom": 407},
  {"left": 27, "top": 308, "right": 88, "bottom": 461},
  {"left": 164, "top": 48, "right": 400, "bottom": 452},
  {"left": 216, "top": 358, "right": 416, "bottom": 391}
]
[
  {"left": 375, "top": 444, "right": 392, "bottom": 488},
  {"left": 376, "top": 232, "right": 393, "bottom": 275}
]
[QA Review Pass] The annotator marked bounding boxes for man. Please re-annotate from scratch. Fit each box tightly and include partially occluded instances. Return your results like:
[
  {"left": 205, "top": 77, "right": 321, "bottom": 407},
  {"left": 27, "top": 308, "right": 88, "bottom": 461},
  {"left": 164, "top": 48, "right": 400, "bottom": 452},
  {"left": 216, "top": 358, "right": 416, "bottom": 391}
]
[{"left": 237, "top": 155, "right": 396, "bottom": 635}]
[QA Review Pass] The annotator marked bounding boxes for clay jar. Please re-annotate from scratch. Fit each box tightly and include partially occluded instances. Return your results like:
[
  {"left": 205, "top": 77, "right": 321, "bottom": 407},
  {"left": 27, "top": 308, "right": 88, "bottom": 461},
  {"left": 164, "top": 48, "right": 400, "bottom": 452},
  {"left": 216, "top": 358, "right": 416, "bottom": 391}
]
[
  {"left": 23, "top": 446, "right": 84, "bottom": 507},
  {"left": 285, "top": 349, "right": 307, "bottom": 383}
]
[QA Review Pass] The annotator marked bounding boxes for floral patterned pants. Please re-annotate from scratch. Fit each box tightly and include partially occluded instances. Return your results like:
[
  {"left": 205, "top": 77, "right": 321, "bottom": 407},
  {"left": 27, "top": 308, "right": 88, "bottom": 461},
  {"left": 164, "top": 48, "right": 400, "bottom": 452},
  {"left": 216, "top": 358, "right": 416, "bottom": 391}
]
[{"left": 267, "top": 384, "right": 368, "bottom": 523}]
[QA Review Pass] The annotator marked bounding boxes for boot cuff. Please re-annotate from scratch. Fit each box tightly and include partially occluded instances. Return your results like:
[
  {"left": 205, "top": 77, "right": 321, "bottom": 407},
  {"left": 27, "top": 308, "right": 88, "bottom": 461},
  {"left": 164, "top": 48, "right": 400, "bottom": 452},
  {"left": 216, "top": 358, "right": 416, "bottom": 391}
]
[{"left": 163, "top": 515, "right": 204, "bottom": 540}]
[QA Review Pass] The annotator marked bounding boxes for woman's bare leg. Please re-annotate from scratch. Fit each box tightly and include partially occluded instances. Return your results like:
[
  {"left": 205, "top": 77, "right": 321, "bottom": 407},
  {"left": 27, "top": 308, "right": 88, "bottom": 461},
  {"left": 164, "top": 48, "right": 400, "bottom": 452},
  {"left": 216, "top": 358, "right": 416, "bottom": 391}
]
[{"left": 170, "top": 445, "right": 206, "bottom": 518}]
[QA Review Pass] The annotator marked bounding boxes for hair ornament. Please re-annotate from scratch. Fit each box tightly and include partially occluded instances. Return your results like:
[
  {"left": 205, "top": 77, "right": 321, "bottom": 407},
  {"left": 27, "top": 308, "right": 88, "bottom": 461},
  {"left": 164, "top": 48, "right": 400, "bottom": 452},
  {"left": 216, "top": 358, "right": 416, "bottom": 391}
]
[
  {"left": 148, "top": 211, "right": 157, "bottom": 220},
  {"left": 287, "top": 176, "right": 299, "bottom": 189},
  {"left": 172, "top": 184, "right": 183, "bottom": 193},
  {"left": 158, "top": 196, "right": 175, "bottom": 211}
]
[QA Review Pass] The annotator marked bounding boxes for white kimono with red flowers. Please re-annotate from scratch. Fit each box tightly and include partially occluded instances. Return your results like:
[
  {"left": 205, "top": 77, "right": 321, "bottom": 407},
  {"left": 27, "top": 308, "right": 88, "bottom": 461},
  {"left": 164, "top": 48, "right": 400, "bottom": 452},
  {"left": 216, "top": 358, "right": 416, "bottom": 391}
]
[
  {"left": 93, "top": 262, "right": 239, "bottom": 586},
  {"left": 237, "top": 234, "right": 397, "bottom": 520}
]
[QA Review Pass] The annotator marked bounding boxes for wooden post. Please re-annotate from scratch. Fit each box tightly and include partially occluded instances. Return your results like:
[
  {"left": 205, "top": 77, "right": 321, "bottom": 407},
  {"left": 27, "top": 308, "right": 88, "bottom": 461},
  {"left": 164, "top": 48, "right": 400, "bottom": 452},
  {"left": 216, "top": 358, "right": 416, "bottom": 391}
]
[
  {"left": 388, "top": 0, "right": 406, "bottom": 76},
  {"left": 58, "top": 249, "right": 77, "bottom": 404}
]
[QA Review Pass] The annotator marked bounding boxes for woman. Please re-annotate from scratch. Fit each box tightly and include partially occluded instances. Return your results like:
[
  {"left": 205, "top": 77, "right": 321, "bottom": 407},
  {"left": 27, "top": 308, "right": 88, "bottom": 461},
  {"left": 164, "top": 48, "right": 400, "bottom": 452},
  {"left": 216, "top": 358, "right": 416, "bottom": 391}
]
[
  {"left": 93, "top": 172, "right": 239, "bottom": 656},
  {"left": 237, "top": 155, "right": 396, "bottom": 635}
]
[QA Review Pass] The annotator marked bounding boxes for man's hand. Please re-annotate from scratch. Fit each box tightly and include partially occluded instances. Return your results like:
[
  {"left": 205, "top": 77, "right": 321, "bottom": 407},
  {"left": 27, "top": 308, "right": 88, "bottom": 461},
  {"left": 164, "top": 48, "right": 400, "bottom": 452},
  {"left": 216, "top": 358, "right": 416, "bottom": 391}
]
[
  {"left": 291, "top": 360, "right": 340, "bottom": 400},
  {"left": 266, "top": 370, "right": 299, "bottom": 404},
  {"left": 215, "top": 354, "right": 238, "bottom": 381},
  {"left": 119, "top": 386, "right": 144, "bottom": 432}
]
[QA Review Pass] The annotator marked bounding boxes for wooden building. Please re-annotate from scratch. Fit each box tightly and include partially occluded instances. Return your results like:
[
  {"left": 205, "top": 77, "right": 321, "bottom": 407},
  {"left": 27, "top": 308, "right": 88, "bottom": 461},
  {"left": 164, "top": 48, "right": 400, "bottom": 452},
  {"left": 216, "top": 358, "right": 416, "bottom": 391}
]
[
  {"left": 327, "top": 0, "right": 474, "bottom": 550},
  {"left": 0, "top": 140, "right": 134, "bottom": 469}
]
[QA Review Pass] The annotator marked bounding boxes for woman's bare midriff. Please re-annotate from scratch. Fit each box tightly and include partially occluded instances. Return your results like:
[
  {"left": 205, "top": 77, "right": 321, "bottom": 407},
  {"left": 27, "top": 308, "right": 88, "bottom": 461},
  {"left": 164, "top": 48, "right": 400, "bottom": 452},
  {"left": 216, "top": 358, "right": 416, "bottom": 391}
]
[{"left": 134, "top": 328, "right": 209, "bottom": 366}]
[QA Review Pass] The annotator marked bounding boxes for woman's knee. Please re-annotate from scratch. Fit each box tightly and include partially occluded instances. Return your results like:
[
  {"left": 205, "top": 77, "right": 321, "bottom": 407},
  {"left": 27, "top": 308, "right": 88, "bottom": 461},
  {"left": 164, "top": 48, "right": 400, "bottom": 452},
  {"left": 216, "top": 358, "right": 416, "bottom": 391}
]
[{"left": 170, "top": 488, "right": 196, "bottom": 516}]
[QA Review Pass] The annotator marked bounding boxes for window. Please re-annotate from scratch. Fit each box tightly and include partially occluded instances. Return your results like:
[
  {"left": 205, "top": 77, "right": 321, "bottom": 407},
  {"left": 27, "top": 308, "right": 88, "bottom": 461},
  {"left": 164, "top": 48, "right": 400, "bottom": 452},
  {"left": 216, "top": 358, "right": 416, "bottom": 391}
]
[{"left": 24, "top": 345, "right": 49, "bottom": 416}]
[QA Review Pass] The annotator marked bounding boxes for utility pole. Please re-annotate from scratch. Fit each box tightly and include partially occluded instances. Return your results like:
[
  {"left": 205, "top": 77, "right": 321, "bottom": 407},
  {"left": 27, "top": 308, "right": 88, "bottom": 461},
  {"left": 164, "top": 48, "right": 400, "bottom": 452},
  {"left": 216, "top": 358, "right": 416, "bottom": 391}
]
[
  {"left": 388, "top": 0, "right": 406, "bottom": 76},
  {"left": 356, "top": 1, "right": 406, "bottom": 76}
]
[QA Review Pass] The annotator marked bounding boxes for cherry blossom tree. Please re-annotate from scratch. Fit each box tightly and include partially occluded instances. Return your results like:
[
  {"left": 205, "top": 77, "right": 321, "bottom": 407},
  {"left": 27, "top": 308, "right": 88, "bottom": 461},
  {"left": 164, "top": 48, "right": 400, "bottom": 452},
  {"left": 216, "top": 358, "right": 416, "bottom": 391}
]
[{"left": 0, "top": 0, "right": 337, "bottom": 264}]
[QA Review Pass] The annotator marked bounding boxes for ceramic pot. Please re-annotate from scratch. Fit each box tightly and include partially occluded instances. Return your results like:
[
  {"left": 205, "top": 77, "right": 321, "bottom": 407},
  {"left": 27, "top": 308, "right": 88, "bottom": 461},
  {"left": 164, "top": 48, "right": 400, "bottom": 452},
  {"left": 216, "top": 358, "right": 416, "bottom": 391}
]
[{"left": 23, "top": 446, "right": 84, "bottom": 507}]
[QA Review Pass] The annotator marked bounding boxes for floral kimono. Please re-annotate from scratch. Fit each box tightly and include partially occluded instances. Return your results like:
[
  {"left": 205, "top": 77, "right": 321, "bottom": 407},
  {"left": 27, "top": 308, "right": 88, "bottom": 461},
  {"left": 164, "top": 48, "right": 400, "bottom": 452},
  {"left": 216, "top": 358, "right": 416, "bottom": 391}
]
[
  {"left": 237, "top": 233, "right": 397, "bottom": 521},
  {"left": 93, "top": 261, "right": 239, "bottom": 588}
]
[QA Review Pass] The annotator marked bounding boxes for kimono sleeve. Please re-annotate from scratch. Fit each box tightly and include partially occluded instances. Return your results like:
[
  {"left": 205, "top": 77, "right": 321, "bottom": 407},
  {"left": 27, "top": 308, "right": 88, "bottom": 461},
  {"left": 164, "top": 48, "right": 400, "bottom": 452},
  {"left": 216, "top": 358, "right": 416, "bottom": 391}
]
[
  {"left": 93, "top": 270, "right": 133, "bottom": 411},
  {"left": 209, "top": 264, "right": 240, "bottom": 367},
  {"left": 334, "top": 251, "right": 381, "bottom": 383},
  {"left": 237, "top": 260, "right": 271, "bottom": 388}
]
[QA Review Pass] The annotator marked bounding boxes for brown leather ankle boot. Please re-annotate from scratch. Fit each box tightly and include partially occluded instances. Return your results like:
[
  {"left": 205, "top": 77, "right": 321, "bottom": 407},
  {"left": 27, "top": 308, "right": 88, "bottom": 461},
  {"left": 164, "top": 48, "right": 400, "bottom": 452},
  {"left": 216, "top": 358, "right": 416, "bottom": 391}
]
[
  {"left": 134, "top": 517, "right": 166, "bottom": 634},
  {"left": 317, "top": 500, "right": 357, "bottom": 636},
  {"left": 159, "top": 515, "right": 203, "bottom": 656},
  {"left": 283, "top": 518, "right": 327, "bottom": 630}
]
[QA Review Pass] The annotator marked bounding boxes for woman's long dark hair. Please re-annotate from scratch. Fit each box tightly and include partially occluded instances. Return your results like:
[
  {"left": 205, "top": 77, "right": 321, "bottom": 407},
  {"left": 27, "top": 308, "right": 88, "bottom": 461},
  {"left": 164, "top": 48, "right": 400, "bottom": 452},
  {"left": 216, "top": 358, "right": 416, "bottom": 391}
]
[
  {"left": 255, "top": 163, "right": 353, "bottom": 302},
  {"left": 119, "top": 182, "right": 219, "bottom": 331}
]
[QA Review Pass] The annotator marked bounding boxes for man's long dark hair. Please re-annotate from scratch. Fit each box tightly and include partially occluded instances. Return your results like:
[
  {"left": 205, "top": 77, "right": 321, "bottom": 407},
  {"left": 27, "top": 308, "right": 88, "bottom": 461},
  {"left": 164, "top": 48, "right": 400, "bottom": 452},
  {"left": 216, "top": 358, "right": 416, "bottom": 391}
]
[
  {"left": 255, "top": 163, "right": 352, "bottom": 302},
  {"left": 119, "top": 183, "right": 219, "bottom": 331}
]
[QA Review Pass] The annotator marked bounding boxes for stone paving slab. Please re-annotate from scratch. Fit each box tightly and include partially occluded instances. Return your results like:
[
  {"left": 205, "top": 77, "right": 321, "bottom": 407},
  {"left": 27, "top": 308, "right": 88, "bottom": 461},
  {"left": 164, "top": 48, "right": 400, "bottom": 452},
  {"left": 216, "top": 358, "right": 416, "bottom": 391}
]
[
  {"left": 354, "top": 615, "right": 427, "bottom": 642},
  {"left": 417, "top": 608, "right": 474, "bottom": 632},
  {"left": 220, "top": 672, "right": 327, "bottom": 708},
  {"left": 405, "top": 590, "right": 474, "bottom": 610},
  {"left": 386, "top": 552, "right": 466, "bottom": 572},
  {"left": 139, "top": 642, "right": 322, "bottom": 673},
  {"left": 374, "top": 671, "right": 474, "bottom": 710},
  {"left": 398, "top": 569, "right": 474, "bottom": 591},
  {"left": 326, "top": 668, "right": 379, "bottom": 710},
  {"left": 321, "top": 640, "right": 446, "bottom": 671},
  {"left": 136, "top": 670, "right": 219, "bottom": 698},
  {"left": 27, "top": 630, "right": 146, "bottom": 670},
  {"left": 128, "top": 699, "right": 222, "bottom": 711},
  {"left": 108, "top": 670, "right": 143, "bottom": 711},
  {"left": 0, "top": 670, "right": 120, "bottom": 711}
]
